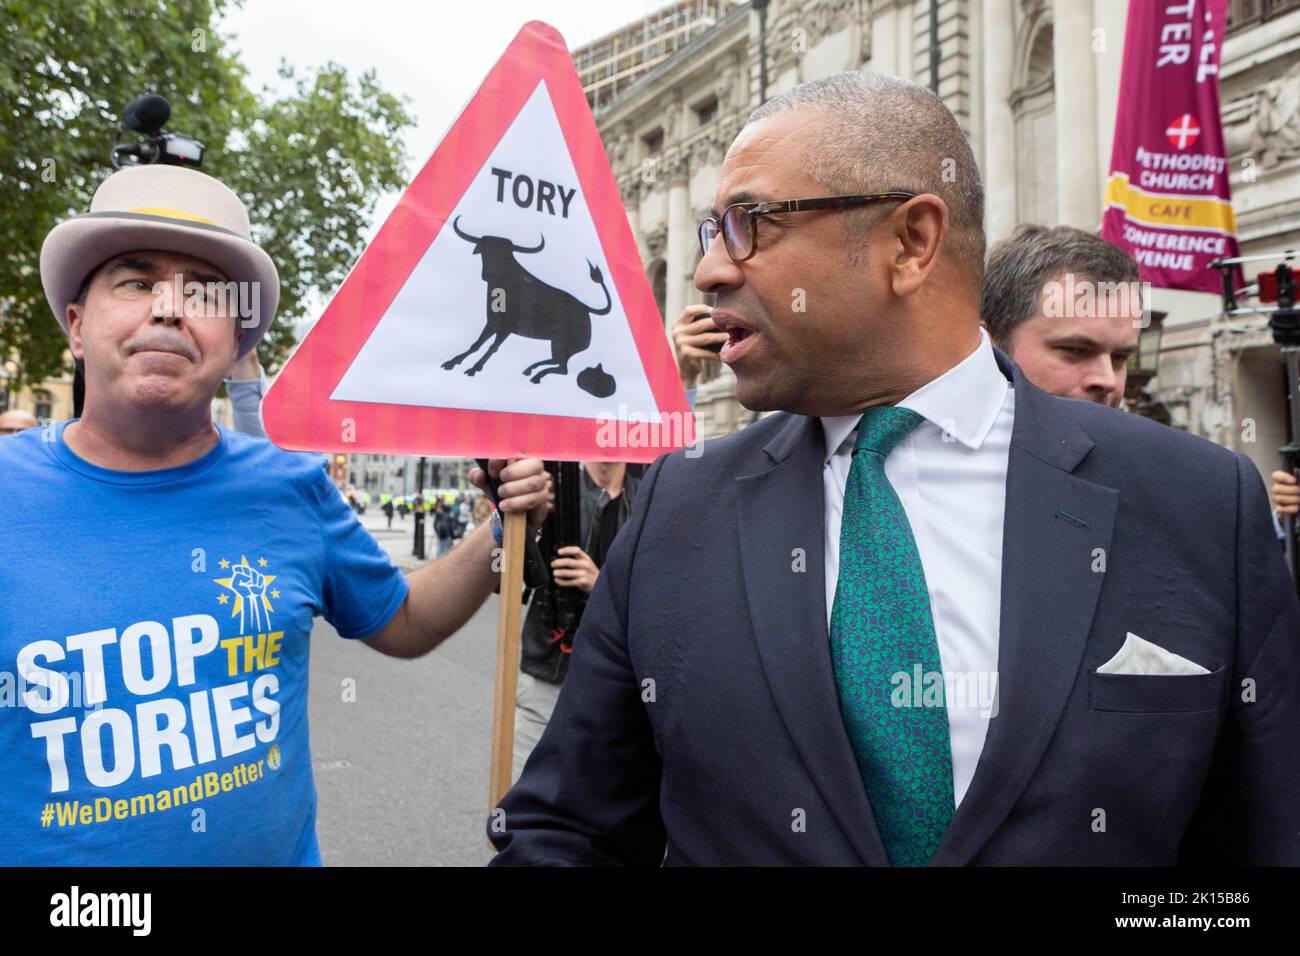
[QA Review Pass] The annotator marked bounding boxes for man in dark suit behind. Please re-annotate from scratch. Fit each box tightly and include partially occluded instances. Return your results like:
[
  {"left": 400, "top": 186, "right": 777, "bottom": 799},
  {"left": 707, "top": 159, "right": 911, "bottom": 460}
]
[{"left": 489, "top": 71, "right": 1300, "bottom": 866}]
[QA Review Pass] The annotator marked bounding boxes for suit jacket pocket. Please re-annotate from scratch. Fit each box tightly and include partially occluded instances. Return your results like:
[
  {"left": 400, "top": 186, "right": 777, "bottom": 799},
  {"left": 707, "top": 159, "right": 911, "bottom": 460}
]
[{"left": 1088, "top": 665, "right": 1226, "bottom": 714}]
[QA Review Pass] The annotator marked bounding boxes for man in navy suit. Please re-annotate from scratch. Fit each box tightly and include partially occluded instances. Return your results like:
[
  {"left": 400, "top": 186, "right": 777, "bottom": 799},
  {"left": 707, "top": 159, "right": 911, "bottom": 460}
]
[{"left": 488, "top": 72, "right": 1300, "bottom": 866}]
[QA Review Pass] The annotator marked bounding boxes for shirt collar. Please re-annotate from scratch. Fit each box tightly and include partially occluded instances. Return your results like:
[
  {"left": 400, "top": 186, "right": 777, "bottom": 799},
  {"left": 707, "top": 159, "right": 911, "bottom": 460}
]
[{"left": 820, "top": 328, "right": 1008, "bottom": 464}]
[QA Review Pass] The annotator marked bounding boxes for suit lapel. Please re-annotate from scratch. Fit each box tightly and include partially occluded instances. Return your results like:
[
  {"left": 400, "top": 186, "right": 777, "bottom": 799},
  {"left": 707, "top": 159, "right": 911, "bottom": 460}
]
[
  {"left": 735, "top": 414, "right": 890, "bottom": 865},
  {"left": 932, "top": 355, "right": 1119, "bottom": 865}
]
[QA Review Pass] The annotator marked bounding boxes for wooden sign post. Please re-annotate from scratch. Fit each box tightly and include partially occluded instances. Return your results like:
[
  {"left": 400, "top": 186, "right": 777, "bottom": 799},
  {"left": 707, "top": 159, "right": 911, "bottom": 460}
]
[{"left": 488, "top": 509, "right": 528, "bottom": 820}]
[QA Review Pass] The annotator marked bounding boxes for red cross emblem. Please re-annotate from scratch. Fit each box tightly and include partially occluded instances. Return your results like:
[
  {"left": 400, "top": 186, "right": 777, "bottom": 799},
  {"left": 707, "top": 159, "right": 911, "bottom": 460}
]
[{"left": 1166, "top": 113, "right": 1201, "bottom": 149}]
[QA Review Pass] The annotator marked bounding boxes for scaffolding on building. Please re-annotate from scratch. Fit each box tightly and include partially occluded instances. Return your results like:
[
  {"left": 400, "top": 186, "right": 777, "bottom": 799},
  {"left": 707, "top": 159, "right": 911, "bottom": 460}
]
[{"left": 572, "top": 0, "right": 742, "bottom": 114}]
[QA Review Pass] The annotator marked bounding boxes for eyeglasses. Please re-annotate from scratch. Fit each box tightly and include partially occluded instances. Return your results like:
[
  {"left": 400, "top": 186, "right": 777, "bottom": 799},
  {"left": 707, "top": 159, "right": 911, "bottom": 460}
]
[{"left": 697, "top": 192, "right": 917, "bottom": 262}]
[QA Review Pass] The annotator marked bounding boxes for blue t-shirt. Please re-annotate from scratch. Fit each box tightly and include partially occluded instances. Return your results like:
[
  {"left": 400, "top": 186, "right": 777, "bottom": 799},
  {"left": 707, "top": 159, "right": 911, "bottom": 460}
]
[{"left": 0, "top": 422, "right": 409, "bottom": 865}]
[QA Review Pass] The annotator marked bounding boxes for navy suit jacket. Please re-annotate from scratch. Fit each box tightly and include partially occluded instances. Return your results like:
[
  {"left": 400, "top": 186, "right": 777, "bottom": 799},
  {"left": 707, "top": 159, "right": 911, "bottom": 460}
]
[{"left": 490, "top": 350, "right": 1300, "bottom": 865}]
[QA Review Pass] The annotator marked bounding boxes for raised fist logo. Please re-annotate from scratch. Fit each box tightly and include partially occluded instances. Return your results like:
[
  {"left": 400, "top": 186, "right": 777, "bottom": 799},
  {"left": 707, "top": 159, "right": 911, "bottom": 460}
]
[
  {"left": 214, "top": 555, "right": 278, "bottom": 634},
  {"left": 231, "top": 564, "right": 269, "bottom": 630}
]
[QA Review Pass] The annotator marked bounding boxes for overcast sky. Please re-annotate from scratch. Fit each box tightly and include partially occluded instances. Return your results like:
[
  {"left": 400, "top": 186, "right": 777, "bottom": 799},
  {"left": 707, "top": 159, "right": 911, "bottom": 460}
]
[{"left": 220, "top": 0, "right": 682, "bottom": 236}]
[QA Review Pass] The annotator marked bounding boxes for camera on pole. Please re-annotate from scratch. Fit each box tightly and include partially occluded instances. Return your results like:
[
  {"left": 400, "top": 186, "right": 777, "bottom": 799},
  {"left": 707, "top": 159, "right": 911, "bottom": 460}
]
[{"left": 110, "top": 94, "right": 205, "bottom": 170}]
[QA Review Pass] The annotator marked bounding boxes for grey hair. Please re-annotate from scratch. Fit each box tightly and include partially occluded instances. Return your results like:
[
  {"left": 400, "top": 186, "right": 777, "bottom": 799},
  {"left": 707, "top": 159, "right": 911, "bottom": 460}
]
[
  {"left": 981, "top": 225, "right": 1140, "bottom": 348},
  {"left": 746, "top": 70, "right": 985, "bottom": 276}
]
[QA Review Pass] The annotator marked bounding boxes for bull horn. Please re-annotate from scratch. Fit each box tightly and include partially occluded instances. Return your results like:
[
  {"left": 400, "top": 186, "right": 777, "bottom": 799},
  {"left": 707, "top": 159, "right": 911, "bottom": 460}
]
[
  {"left": 451, "top": 216, "right": 481, "bottom": 244},
  {"left": 512, "top": 234, "right": 545, "bottom": 255}
]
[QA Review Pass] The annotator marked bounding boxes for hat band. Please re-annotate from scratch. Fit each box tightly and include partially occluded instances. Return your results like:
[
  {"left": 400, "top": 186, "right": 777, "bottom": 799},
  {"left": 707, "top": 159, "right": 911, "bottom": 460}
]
[
  {"left": 80, "top": 209, "right": 245, "bottom": 239},
  {"left": 128, "top": 206, "right": 217, "bottom": 225}
]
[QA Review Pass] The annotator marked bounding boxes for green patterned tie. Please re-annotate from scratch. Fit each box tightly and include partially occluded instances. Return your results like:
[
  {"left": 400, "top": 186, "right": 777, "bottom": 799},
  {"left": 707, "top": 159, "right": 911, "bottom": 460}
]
[{"left": 829, "top": 406, "right": 955, "bottom": 866}]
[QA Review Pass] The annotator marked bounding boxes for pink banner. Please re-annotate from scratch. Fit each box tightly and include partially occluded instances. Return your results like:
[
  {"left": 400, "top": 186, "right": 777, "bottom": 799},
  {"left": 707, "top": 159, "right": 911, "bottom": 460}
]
[{"left": 1101, "top": 0, "right": 1241, "bottom": 293}]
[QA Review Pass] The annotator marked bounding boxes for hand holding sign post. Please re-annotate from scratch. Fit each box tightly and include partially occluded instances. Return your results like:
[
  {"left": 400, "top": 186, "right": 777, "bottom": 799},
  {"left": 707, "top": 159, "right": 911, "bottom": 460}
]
[{"left": 262, "top": 22, "right": 692, "bottom": 822}]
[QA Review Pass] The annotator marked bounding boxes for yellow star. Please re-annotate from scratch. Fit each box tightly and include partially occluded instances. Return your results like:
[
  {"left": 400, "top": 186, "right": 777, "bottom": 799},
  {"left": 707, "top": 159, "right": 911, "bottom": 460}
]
[
  {"left": 257, "top": 557, "right": 268, "bottom": 567},
  {"left": 270, "top": 589, "right": 280, "bottom": 599},
  {"left": 218, "top": 558, "right": 230, "bottom": 569},
  {"left": 217, "top": 594, "right": 229, "bottom": 605}
]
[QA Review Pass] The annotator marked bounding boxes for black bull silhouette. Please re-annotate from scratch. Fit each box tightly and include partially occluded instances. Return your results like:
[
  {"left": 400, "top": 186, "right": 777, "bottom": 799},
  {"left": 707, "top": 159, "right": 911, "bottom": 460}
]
[{"left": 441, "top": 217, "right": 612, "bottom": 383}]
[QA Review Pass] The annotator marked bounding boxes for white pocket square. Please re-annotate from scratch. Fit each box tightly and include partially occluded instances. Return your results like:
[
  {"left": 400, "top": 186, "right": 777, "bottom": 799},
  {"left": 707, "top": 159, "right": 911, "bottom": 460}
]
[{"left": 1096, "top": 632, "right": 1211, "bottom": 676}]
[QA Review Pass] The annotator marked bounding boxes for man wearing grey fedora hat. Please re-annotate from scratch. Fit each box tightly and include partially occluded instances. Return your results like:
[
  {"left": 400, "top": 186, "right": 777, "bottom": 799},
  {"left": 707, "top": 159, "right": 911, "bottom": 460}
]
[{"left": 0, "top": 163, "right": 552, "bottom": 866}]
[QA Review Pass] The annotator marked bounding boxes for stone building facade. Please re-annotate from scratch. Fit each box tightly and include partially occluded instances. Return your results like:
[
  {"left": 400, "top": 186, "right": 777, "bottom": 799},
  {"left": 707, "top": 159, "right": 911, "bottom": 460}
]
[{"left": 588, "top": 0, "right": 1300, "bottom": 484}]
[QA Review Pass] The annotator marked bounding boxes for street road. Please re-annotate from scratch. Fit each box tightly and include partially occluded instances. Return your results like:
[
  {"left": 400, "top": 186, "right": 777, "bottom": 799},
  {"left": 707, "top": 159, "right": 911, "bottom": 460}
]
[{"left": 307, "top": 509, "right": 499, "bottom": 866}]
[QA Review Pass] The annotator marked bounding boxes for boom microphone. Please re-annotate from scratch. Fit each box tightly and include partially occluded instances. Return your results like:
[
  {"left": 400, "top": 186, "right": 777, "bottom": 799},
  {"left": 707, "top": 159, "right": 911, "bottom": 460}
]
[{"left": 121, "top": 94, "right": 171, "bottom": 135}]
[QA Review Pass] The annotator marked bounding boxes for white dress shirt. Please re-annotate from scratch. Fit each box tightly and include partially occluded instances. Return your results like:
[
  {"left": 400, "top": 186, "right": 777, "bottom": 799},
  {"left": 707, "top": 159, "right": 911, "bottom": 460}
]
[{"left": 821, "top": 328, "right": 1015, "bottom": 808}]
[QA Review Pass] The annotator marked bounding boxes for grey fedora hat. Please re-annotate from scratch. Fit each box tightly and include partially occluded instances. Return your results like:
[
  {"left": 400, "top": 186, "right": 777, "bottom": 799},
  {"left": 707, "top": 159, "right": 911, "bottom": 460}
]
[{"left": 39, "top": 164, "right": 279, "bottom": 359}]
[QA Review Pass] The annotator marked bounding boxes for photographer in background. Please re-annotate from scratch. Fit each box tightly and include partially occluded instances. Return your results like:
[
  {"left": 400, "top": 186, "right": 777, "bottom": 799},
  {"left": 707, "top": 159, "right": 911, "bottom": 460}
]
[
  {"left": 513, "top": 460, "right": 640, "bottom": 781},
  {"left": 671, "top": 303, "right": 727, "bottom": 409}
]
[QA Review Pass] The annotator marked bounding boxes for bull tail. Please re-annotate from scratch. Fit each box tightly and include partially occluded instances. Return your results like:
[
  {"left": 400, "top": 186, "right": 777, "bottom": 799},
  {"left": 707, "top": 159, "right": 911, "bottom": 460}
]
[{"left": 585, "top": 260, "right": 612, "bottom": 315}]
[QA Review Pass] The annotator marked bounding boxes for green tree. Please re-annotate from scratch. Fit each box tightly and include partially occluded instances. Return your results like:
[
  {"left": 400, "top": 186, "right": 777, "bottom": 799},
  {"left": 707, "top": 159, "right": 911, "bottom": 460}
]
[{"left": 0, "top": 0, "right": 413, "bottom": 388}]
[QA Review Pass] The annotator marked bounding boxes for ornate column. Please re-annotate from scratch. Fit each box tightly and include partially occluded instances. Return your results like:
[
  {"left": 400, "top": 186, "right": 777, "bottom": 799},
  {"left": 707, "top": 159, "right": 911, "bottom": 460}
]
[
  {"left": 1053, "top": 0, "right": 1100, "bottom": 228},
  {"left": 1092, "top": 0, "right": 1128, "bottom": 203},
  {"left": 660, "top": 91, "right": 690, "bottom": 330},
  {"left": 870, "top": 1, "right": 898, "bottom": 75},
  {"left": 896, "top": 0, "right": 914, "bottom": 82},
  {"left": 982, "top": 0, "right": 1017, "bottom": 243},
  {"left": 664, "top": 153, "right": 691, "bottom": 329}
]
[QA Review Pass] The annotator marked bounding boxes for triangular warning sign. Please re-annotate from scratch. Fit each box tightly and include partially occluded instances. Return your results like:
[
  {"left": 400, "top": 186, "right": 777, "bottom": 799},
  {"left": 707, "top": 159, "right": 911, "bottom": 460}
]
[{"left": 262, "top": 21, "right": 693, "bottom": 463}]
